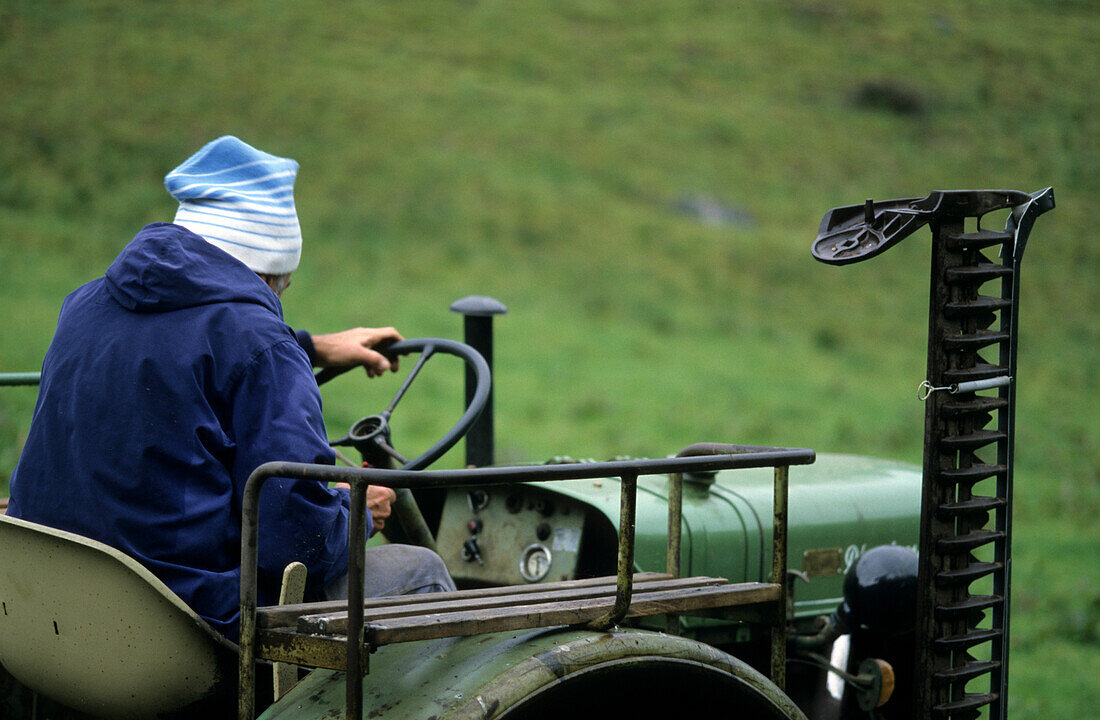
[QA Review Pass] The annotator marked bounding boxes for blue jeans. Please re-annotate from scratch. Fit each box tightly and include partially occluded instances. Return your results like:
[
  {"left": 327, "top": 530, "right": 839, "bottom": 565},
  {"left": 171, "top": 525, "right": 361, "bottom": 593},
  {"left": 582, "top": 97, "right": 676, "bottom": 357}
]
[{"left": 317, "top": 544, "right": 456, "bottom": 601}]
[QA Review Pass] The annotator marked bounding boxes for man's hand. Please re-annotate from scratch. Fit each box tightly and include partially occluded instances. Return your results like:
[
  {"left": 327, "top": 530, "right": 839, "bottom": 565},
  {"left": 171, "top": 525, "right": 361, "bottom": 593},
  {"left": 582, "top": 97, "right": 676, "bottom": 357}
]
[
  {"left": 312, "top": 327, "right": 404, "bottom": 378},
  {"left": 365, "top": 485, "right": 396, "bottom": 534},
  {"left": 335, "top": 483, "right": 396, "bottom": 536}
]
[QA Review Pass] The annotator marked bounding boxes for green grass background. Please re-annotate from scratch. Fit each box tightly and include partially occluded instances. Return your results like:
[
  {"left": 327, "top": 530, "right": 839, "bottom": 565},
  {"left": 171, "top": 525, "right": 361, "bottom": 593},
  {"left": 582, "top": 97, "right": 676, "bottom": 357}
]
[{"left": 0, "top": 1, "right": 1096, "bottom": 716}]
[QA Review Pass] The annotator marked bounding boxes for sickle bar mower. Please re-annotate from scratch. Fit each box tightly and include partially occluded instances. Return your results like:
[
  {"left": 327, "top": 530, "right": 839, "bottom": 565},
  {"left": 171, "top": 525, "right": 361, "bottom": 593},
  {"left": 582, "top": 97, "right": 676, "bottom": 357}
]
[{"left": 814, "top": 188, "right": 1054, "bottom": 720}]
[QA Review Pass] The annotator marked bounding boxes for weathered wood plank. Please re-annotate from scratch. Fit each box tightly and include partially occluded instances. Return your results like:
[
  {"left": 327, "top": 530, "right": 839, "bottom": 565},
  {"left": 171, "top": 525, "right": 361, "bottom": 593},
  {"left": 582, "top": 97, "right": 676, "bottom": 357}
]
[
  {"left": 257, "top": 572, "right": 672, "bottom": 629},
  {"left": 297, "top": 576, "right": 730, "bottom": 636},
  {"left": 253, "top": 581, "right": 783, "bottom": 665},
  {"left": 367, "top": 582, "right": 781, "bottom": 645}
]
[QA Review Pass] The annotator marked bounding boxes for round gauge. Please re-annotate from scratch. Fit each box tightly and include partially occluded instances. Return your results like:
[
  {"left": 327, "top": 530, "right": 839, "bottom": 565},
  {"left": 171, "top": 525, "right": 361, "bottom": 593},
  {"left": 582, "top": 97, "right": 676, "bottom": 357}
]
[
  {"left": 519, "top": 543, "right": 553, "bottom": 583},
  {"left": 467, "top": 489, "right": 489, "bottom": 513}
]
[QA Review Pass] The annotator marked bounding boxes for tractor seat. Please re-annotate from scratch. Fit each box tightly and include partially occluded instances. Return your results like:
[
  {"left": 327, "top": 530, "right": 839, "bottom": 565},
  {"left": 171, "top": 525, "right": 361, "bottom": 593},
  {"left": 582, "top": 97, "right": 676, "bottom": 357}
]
[{"left": 0, "top": 514, "right": 239, "bottom": 719}]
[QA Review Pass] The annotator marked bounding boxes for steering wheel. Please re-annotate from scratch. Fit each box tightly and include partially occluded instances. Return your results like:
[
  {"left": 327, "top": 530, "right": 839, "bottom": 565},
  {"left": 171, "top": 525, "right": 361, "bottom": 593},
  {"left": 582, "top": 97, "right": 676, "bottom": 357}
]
[{"left": 317, "top": 338, "right": 491, "bottom": 548}]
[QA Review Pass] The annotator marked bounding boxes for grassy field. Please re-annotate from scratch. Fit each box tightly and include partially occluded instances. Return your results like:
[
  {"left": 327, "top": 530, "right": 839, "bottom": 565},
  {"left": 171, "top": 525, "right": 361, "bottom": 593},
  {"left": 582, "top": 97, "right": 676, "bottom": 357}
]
[{"left": 0, "top": 1, "right": 1096, "bottom": 716}]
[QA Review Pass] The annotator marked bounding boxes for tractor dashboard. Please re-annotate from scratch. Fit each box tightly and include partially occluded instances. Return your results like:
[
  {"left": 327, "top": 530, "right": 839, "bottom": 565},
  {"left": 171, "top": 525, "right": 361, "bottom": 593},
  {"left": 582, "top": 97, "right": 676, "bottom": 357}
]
[{"left": 435, "top": 484, "right": 616, "bottom": 587}]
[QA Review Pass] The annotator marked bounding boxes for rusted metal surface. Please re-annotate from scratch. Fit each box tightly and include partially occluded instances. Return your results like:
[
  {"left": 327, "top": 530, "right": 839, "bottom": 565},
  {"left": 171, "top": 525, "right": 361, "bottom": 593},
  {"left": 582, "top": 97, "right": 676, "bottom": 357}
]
[
  {"left": 257, "top": 629, "right": 364, "bottom": 671},
  {"left": 667, "top": 473, "right": 684, "bottom": 579},
  {"left": 801, "top": 548, "right": 844, "bottom": 578},
  {"left": 771, "top": 465, "right": 789, "bottom": 691},
  {"left": 814, "top": 188, "right": 1053, "bottom": 720},
  {"left": 588, "top": 471, "right": 637, "bottom": 631},
  {"left": 666, "top": 471, "right": 684, "bottom": 635}
]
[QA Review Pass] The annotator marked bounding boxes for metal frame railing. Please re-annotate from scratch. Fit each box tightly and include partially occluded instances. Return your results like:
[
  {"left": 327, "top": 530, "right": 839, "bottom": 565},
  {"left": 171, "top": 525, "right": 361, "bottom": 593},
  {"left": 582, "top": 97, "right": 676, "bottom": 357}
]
[
  {"left": 0, "top": 373, "right": 40, "bottom": 387},
  {"left": 237, "top": 443, "right": 814, "bottom": 720}
]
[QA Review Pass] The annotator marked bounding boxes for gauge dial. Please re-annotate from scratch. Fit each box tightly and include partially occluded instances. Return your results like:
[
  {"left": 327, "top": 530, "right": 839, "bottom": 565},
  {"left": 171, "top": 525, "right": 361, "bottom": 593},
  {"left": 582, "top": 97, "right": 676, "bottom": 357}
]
[{"left": 519, "top": 543, "right": 552, "bottom": 582}]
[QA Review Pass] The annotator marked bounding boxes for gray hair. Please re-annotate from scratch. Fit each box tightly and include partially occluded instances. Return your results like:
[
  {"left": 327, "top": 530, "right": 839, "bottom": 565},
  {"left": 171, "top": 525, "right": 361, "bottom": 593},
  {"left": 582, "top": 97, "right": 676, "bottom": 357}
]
[{"left": 258, "top": 273, "right": 292, "bottom": 297}]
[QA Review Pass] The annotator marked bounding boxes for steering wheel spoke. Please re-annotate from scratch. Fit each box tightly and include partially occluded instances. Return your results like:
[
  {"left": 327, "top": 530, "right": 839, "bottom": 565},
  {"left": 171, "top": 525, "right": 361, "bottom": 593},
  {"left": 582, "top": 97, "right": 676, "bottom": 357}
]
[
  {"left": 384, "top": 344, "right": 435, "bottom": 415},
  {"left": 374, "top": 438, "right": 409, "bottom": 466}
]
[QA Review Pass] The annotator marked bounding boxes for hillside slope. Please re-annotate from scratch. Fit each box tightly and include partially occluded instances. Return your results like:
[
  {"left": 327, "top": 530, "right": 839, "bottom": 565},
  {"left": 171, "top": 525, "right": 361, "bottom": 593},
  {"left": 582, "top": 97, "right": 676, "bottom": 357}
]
[{"left": 0, "top": 2, "right": 1096, "bottom": 715}]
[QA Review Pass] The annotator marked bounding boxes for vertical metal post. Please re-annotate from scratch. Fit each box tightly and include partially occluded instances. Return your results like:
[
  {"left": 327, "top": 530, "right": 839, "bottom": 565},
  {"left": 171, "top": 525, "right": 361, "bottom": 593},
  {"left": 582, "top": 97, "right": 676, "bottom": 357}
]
[
  {"left": 238, "top": 465, "right": 278, "bottom": 720},
  {"left": 450, "top": 296, "right": 507, "bottom": 467},
  {"left": 345, "top": 481, "right": 368, "bottom": 720},
  {"left": 666, "top": 472, "right": 684, "bottom": 635},
  {"left": 589, "top": 472, "right": 637, "bottom": 631},
  {"left": 666, "top": 472, "right": 683, "bottom": 578},
  {"left": 239, "top": 490, "right": 259, "bottom": 720},
  {"left": 992, "top": 255, "right": 1022, "bottom": 720},
  {"left": 992, "top": 188, "right": 1052, "bottom": 719},
  {"left": 770, "top": 465, "right": 789, "bottom": 691}
]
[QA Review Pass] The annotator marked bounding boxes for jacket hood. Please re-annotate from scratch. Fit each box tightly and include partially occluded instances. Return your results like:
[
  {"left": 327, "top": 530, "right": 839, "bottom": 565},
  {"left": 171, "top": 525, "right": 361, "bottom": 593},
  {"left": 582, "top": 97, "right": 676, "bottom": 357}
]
[{"left": 105, "top": 223, "right": 283, "bottom": 316}]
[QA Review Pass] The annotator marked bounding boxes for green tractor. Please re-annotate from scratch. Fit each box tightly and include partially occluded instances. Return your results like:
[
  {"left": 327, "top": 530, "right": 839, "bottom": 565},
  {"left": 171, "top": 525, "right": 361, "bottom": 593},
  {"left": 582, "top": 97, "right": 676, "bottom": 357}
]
[{"left": 0, "top": 188, "right": 1053, "bottom": 720}]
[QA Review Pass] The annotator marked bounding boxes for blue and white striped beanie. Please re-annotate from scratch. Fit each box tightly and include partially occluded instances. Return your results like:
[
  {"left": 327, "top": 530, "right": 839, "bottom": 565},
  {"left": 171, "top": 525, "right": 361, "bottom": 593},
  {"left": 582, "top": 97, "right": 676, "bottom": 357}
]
[{"left": 164, "top": 136, "right": 302, "bottom": 274}]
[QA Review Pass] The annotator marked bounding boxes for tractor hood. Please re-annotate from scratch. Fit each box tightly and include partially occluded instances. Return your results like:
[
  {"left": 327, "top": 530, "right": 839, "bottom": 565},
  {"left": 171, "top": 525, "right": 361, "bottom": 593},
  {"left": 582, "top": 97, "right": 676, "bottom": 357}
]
[
  {"left": 435, "top": 453, "right": 920, "bottom": 621},
  {"left": 547, "top": 452, "right": 921, "bottom": 618}
]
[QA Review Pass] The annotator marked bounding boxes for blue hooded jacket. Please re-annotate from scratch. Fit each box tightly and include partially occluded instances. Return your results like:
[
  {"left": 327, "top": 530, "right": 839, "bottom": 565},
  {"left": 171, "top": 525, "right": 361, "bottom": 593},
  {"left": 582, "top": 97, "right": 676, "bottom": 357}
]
[{"left": 8, "top": 223, "right": 355, "bottom": 639}]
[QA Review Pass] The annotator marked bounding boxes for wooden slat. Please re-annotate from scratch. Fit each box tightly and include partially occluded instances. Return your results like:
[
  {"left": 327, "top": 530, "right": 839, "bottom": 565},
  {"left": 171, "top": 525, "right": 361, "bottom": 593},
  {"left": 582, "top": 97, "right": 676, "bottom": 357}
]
[
  {"left": 367, "top": 582, "right": 781, "bottom": 646},
  {"left": 257, "top": 572, "right": 671, "bottom": 629},
  {"left": 274, "top": 562, "right": 308, "bottom": 700},
  {"left": 298, "top": 576, "right": 730, "bottom": 636},
  {"left": 253, "top": 579, "right": 784, "bottom": 665}
]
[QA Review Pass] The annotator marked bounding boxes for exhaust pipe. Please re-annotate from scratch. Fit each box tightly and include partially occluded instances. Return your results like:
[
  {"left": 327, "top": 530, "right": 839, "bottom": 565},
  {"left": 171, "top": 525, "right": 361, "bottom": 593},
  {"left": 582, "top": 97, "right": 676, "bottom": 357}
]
[{"left": 450, "top": 295, "right": 507, "bottom": 467}]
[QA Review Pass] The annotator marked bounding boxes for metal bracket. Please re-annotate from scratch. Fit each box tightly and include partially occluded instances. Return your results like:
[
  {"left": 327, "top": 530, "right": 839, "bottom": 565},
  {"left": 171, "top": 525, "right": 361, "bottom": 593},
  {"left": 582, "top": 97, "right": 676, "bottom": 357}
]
[{"left": 812, "top": 190, "right": 1034, "bottom": 265}]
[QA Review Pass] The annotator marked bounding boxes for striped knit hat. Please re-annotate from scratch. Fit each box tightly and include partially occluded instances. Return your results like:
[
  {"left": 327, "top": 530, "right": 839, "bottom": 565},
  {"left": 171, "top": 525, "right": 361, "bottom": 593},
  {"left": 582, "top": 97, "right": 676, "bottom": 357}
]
[{"left": 164, "top": 136, "right": 303, "bottom": 274}]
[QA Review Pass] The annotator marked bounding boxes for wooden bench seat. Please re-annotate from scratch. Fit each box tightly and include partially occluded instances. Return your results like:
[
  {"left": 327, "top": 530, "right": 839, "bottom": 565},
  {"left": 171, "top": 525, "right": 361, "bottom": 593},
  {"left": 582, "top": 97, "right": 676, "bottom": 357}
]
[{"left": 254, "top": 573, "right": 781, "bottom": 669}]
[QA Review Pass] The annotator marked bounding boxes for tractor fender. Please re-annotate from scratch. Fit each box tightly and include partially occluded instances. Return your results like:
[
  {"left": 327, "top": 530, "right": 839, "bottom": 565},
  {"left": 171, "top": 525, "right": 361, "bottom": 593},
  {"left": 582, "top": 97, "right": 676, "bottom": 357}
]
[{"left": 261, "top": 626, "right": 807, "bottom": 719}]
